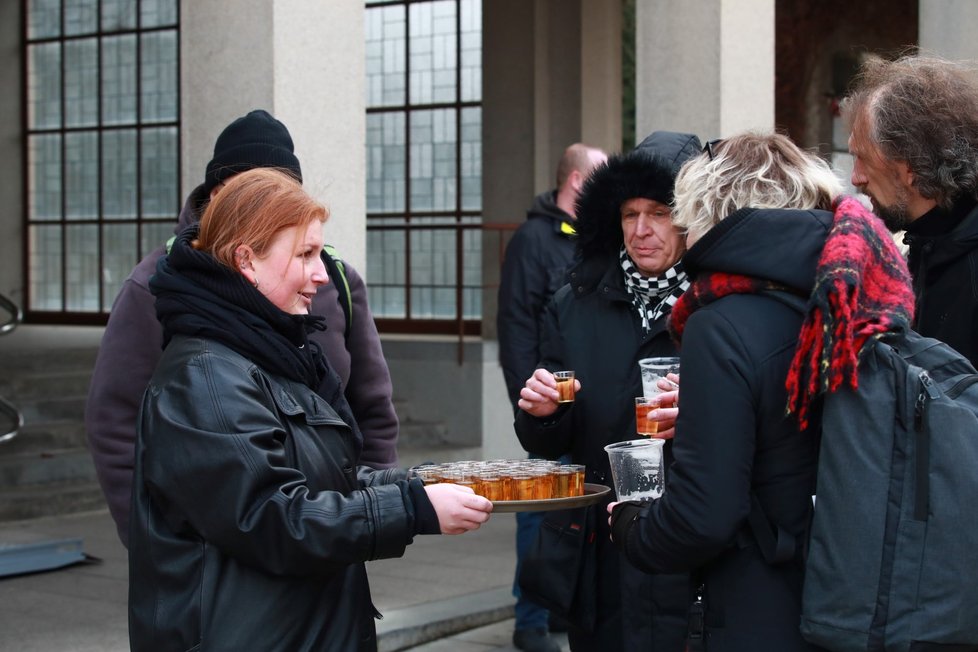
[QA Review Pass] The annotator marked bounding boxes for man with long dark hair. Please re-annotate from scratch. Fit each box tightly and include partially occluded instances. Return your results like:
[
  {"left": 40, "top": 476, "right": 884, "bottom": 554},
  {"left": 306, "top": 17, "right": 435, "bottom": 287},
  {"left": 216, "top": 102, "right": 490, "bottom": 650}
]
[{"left": 843, "top": 54, "right": 978, "bottom": 367}]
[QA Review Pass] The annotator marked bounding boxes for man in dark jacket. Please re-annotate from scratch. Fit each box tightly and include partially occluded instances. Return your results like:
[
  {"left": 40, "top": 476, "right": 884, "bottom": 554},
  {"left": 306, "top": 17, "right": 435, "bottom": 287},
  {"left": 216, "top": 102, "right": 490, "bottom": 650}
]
[
  {"left": 843, "top": 54, "right": 978, "bottom": 368},
  {"left": 498, "top": 142, "right": 606, "bottom": 652},
  {"left": 516, "top": 131, "right": 700, "bottom": 651},
  {"left": 86, "top": 109, "right": 400, "bottom": 547}
]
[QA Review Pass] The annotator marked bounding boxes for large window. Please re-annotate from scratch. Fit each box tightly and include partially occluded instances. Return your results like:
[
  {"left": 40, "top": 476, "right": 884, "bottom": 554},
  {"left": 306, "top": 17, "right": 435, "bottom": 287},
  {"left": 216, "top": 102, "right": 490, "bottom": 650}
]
[
  {"left": 24, "top": 0, "right": 179, "bottom": 322},
  {"left": 365, "top": 0, "right": 482, "bottom": 333}
]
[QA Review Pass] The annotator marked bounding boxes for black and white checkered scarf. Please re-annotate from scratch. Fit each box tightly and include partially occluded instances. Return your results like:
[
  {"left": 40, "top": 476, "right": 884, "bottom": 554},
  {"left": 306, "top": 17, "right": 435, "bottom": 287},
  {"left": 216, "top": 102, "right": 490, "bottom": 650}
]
[{"left": 620, "top": 245, "right": 689, "bottom": 332}]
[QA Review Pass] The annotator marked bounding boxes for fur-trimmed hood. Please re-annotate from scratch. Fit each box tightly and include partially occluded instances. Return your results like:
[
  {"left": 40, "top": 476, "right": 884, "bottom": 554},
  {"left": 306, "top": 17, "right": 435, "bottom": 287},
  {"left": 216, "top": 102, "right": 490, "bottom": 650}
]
[{"left": 574, "top": 131, "right": 701, "bottom": 261}]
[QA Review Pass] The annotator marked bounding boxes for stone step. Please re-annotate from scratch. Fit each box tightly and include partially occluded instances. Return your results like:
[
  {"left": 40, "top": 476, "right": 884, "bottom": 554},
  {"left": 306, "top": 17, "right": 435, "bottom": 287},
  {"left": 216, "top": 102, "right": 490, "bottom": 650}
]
[
  {"left": 0, "top": 447, "right": 97, "bottom": 488},
  {"left": 0, "top": 480, "right": 107, "bottom": 523},
  {"left": 0, "top": 421, "right": 87, "bottom": 455},
  {"left": 0, "top": 370, "right": 92, "bottom": 402},
  {"left": 0, "top": 347, "right": 98, "bottom": 375},
  {"left": 397, "top": 419, "right": 451, "bottom": 448},
  {"left": 18, "top": 396, "right": 87, "bottom": 424},
  {"left": 396, "top": 445, "right": 484, "bottom": 469}
]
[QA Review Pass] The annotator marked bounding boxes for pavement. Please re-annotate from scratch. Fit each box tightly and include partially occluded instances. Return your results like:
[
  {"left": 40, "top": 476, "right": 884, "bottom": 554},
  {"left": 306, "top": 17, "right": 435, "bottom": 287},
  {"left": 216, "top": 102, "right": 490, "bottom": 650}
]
[{"left": 0, "top": 506, "right": 569, "bottom": 652}]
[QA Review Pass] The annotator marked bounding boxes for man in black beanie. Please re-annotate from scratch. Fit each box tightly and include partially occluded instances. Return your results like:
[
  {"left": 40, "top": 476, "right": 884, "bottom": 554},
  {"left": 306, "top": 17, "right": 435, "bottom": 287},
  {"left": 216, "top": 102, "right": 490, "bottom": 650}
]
[
  {"left": 203, "top": 109, "right": 303, "bottom": 197},
  {"left": 86, "top": 109, "right": 401, "bottom": 547}
]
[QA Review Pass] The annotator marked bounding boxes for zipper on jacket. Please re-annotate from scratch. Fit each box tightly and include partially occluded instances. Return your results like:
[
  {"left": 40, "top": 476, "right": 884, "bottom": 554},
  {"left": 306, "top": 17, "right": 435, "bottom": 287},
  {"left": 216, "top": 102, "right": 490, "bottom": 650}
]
[{"left": 913, "top": 371, "right": 939, "bottom": 521}]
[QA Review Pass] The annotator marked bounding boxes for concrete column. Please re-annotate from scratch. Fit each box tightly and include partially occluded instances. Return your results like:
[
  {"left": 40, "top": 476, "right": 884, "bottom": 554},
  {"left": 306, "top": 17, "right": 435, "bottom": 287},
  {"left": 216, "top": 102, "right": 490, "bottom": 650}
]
[
  {"left": 919, "top": 0, "right": 978, "bottom": 60},
  {"left": 0, "top": 1, "right": 22, "bottom": 303},
  {"left": 635, "top": 0, "right": 774, "bottom": 142},
  {"left": 180, "top": 0, "right": 366, "bottom": 271},
  {"left": 581, "top": 0, "right": 623, "bottom": 155}
]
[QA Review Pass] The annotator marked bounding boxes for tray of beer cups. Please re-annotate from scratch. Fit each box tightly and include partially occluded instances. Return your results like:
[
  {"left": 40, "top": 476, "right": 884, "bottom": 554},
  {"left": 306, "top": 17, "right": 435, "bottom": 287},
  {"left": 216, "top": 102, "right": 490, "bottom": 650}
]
[{"left": 412, "top": 459, "right": 610, "bottom": 513}]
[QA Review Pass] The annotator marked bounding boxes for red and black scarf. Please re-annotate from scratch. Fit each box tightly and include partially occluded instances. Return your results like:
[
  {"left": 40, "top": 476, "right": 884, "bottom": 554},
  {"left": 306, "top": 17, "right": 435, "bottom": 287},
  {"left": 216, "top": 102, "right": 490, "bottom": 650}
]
[{"left": 668, "top": 197, "right": 915, "bottom": 430}]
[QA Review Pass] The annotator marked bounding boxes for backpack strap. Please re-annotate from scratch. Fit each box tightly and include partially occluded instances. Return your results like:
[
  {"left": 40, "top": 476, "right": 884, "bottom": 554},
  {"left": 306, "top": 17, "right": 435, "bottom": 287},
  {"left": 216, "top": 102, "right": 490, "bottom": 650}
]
[
  {"left": 747, "top": 492, "right": 799, "bottom": 565},
  {"left": 322, "top": 244, "right": 353, "bottom": 341}
]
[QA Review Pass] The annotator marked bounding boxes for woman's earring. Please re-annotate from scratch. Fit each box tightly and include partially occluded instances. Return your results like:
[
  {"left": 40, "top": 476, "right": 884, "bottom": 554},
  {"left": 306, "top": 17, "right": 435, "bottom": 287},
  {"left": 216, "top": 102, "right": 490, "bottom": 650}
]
[{"left": 253, "top": 279, "right": 260, "bottom": 290}]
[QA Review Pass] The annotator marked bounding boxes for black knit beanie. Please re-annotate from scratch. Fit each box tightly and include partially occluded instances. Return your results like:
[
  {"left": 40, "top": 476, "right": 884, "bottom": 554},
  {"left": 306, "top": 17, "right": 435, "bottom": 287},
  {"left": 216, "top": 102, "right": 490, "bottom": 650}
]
[{"left": 202, "top": 109, "right": 303, "bottom": 196}]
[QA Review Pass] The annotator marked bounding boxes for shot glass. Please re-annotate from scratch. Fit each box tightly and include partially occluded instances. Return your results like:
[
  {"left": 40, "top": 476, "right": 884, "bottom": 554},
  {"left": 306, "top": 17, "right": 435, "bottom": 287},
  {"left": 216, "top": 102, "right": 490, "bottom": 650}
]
[
  {"left": 554, "top": 370, "right": 576, "bottom": 403},
  {"left": 635, "top": 396, "right": 663, "bottom": 437}
]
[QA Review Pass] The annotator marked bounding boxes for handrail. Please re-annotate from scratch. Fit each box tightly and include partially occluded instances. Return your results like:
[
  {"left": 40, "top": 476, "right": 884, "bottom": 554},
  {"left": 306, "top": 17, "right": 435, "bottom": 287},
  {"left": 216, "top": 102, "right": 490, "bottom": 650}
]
[
  {"left": 0, "top": 292, "right": 23, "bottom": 443},
  {"left": 0, "top": 292, "right": 21, "bottom": 336}
]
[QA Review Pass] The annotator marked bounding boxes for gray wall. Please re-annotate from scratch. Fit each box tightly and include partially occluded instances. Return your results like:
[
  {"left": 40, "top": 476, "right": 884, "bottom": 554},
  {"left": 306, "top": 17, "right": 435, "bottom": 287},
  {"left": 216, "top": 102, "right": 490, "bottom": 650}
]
[{"left": 0, "top": 1, "right": 23, "bottom": 307}]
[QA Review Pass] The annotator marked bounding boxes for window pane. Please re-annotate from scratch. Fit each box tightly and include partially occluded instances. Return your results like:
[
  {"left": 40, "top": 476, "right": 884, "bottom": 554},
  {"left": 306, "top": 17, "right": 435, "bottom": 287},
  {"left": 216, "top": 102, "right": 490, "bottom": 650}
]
[
  {"left": 409, "top": 1, "right": 457, "bottom": 105},
  {"left": 102, "top": 34, "right": 138, "bottom": 125},
  {"left": 29, "top": 225, "right": 63, "bottom": 310},
  {"left": 28, "top": 42, "right": 62, "bottom": 130},
  {"left": 460, "top": 107, "right": 481, "bottom": 210},
  {"left": 141, "top": 0, "right": 178, "bottom": 28},
  {"left": 65, "top": 0, "right": 98, "bottom": 36},
  {"left": 66, "top": 224, "right": 100, "bottom": 311},
  {"left": 102, "top": 129, "right": 138, "bottom": 219},
  {"left": 140, "top": 127, "right": 178, "bottom": 218},
  {"left": 460, "top": 0, "right": 481, "bottom": 102},
  {"left": 101, "top": 0, "right": 137, "bottom": 31},
  {"left": 367, "top": 112, "right": 406, "bottom": 212},
  {"left": 462, "top": 217, "right": 481, "bottom": 318},
  {"left": 367, "top": 219, "right": 406, "bottom": 318},
  {"left": 140, "top": 222, "right": 174, "bottom": 259},
  {"left": 64, "top": 38, "right": 99, "bottom": 128},
  {"left": 29, "top": 134, "right": 62, "bottom": 221},
  {"left": 28, "top": 0, "right": 62, "bottom": 39},
  {"left": 101, "top": 223, "right": 138, "bottom": 310},
  {"left": 140, "top": 30, "right": 178, "bottom": 122},
  {"left": 410, "top": 216, "right": 456, "bottom": 318},
  {"left": 366, "top": 4, "right": 406, "bottom": 107},
  {"left": 65, "top": 131, "right": 100, "bottom": 220},
  {"left": 410, "top": 109, "right": 456, "bottom": 211}
]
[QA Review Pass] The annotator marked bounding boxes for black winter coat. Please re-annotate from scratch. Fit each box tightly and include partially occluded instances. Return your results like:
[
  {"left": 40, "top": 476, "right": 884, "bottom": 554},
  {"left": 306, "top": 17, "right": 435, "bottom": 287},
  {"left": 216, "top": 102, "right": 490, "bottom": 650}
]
[
  {"left": 129, "top": 336, "right": 424, "bottom": 652},
  {"left": 515, "top": 253, "right": 690, "bottom": 651},
  {"left": 498, "top": 190, "right": 578, "bottom": 409},
  {"left": 904, "top": 198, "right": 978, "bottom": 368},
  {"left": 614, "top": 207, "right": 830, "bottom": 652}
]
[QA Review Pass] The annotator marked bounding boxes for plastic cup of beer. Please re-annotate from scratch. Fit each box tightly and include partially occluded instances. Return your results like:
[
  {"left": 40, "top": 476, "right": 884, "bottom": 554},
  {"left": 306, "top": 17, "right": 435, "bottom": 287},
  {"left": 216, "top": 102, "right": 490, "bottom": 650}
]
[
  {"left": 604, "top": 439, "right": 665, "bottom": 501},
  {"left": 635, "top": 396, "right": 664, "bottom": 437},
  {"left": 554, "top": 370, "right": 576, "bottom": 403},
  {"left": 638, "top": 357, "right": 680, "bottom": 401}
]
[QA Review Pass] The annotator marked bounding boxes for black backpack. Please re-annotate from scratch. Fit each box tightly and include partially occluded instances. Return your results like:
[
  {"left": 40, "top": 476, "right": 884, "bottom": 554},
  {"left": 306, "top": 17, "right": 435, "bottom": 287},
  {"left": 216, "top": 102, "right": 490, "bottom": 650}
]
[{"left": 751, "top": 295, "right": 978, "bottom": 651}]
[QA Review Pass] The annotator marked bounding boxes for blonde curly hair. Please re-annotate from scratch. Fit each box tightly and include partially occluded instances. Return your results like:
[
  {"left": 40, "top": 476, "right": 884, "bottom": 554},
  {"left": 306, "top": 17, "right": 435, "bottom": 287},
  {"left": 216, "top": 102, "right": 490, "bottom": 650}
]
[{"left": 672, "top": 132, "right": 843, "bottom": 244}]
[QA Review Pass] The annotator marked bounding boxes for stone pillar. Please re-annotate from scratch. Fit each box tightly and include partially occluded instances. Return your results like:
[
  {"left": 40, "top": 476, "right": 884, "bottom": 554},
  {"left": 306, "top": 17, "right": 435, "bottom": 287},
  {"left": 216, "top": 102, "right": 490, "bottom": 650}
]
[
  {"left": 180, "top": 0, "right": 366, "bottom": 271},
  {"left": 635, "top": 0, "right": 774, "bottom": 142},
  {"left": 0, "top": 1, "right": 22, "bottom": 303},
  {"left": 581, "top": 0, "right": 623, "bottom": 154},
  {"left": 919, "top": 0, "right": 978, "bottom": 61}
]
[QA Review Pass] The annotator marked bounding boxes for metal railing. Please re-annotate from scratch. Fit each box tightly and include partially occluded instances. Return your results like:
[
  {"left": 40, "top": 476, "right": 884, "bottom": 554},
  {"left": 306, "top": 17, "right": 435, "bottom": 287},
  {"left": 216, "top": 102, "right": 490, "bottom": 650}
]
[{"left": 0, "top": 293, "right": 24, "bottom": 443}]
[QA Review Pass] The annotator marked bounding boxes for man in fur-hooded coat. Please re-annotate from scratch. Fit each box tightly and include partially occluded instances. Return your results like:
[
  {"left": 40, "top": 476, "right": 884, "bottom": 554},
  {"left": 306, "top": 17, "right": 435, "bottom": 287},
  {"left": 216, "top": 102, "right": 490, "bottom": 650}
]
[{"left": 515, "top": 131, "right": 700, "bottom": 652}]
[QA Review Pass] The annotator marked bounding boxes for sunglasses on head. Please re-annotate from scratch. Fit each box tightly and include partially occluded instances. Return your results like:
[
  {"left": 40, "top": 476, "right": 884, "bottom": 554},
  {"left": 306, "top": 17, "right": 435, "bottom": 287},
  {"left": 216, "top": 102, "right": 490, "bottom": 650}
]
[{"left": 703, "top": 139, "right": 723, "bottom": 161}]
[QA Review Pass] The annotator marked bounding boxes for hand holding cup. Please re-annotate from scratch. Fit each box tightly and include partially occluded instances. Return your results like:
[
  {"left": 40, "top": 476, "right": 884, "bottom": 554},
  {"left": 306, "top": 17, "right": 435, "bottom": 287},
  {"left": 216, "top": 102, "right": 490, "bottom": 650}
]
[{"left": 518, "top": 368, "right": 581, "bottom": 417}]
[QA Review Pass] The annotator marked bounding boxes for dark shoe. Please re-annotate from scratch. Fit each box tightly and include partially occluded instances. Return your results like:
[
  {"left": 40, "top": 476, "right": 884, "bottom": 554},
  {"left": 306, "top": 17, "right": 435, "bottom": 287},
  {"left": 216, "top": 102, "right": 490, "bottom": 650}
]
[{"left": 513, "top": 627, "right": 561, "bottom": 652}]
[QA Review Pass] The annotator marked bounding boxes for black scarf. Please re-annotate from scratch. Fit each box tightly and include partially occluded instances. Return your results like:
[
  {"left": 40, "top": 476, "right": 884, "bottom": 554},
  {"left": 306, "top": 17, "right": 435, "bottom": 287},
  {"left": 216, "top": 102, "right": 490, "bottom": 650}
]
[
  {"left": 151, "top": 226, "right": 361, "bottom": 439},
  {"left": 620, "top": 246, "right": 690, "bottom": 332}
]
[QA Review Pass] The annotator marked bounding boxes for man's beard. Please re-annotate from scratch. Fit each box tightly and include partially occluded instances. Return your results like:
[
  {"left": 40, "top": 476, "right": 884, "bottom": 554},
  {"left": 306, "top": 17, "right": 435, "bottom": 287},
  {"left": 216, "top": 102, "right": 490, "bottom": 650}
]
[
  {"left": 867, "top": 183, "right": 912, "bottom": 233},
  {"left": 872, "top": 199, "right": 912, "bottom": 233}
]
